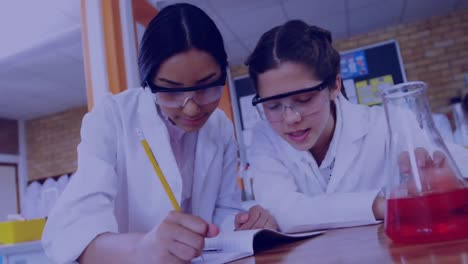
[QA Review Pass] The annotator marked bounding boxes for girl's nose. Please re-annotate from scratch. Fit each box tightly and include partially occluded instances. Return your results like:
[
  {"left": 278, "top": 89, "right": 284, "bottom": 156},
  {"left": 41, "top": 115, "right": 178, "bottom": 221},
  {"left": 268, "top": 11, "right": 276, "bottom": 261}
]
[
  {"left": 182, "top": 98, "right": 201, "bottom": 117},
  {"left": 283, "top": 106, "right": 301, "bottom": 124}
]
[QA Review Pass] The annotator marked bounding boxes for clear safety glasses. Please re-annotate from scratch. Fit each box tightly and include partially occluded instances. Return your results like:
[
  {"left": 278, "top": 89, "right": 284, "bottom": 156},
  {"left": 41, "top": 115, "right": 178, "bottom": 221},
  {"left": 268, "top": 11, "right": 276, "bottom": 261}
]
[
  {"left": 252, "top": 82, "right": 328, "bottom": 122},
  {"left": 146, "top": 71, "right": 226, "bottom": 108}
]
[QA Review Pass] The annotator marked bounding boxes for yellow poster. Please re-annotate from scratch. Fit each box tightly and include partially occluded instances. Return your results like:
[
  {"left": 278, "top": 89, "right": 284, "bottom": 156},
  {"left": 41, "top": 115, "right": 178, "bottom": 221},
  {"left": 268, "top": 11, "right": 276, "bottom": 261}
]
[{"left": 355, "top": 75, "right": 394, "bottom": 106}]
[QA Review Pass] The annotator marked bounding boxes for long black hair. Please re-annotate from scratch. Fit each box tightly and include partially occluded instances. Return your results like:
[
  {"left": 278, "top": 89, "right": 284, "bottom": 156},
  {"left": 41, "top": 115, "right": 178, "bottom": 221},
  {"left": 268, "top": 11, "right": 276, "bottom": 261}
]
[
  {"left": 138, "top": 3, "right": 227, "bottom": 86},
  {"left": 246, "top": 20, "right": 346, "bottom": 98}
]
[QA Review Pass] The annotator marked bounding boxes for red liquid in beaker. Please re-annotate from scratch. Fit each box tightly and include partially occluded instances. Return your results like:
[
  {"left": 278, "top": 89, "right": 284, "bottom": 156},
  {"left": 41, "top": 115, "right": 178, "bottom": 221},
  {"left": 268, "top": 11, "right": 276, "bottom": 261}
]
[{"left": 385, "top": 187, "right": 468, "bottom": 243}]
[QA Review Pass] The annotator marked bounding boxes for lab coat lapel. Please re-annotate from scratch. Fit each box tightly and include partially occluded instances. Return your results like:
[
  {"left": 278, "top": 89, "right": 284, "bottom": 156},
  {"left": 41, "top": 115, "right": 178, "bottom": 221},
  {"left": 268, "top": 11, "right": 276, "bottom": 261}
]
[
  {"left": 192, "top": 125, "right": 220, "bottom": 220},
  {"left": 327, "top": 97, "right": 369, "bottom": 193},
  {"left": 137, "top": 89, "right": 183, "bottom": 203},
  {"left": 283, "top": 139, "right": 328, "bottom": 192}
]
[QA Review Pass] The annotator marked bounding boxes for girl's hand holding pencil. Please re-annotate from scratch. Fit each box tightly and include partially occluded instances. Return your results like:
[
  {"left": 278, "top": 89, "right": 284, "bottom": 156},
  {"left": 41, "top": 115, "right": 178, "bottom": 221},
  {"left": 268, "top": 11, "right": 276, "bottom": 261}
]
[{"left": 135, "top": 211, "right": 219, "bottom": 264}]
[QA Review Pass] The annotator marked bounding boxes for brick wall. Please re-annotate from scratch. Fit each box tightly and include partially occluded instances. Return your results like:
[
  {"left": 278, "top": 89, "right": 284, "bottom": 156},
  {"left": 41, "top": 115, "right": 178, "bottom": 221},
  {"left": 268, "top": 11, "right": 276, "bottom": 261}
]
[
  {"left": 334, "top": 9, "right": 468, "bottom": 111},
  {"left": 26, "top": 106, "right": 87, "bottom": 181},
  {"left": 0, "top": 118, "right": 18, "bottom": 155},
  {"left": 231, "top": 9, "right": 468, "bottom": 112}
]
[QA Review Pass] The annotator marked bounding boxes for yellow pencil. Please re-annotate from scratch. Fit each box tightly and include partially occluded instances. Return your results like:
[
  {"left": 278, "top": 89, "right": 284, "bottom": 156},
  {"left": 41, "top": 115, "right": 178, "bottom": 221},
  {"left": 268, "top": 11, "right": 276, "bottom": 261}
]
[
  {"left": 137, "top": 130, "right": 181, "bottom": 212},
  {"left": 138, "top": 130, "right": 207, "bottom": 262}
]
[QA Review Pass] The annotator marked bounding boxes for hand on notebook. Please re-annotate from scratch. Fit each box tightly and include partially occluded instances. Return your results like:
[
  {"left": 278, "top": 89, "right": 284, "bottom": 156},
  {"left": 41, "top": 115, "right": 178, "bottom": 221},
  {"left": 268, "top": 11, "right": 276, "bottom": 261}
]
[
  {"left": 235, "top": 205, "right": 278, "bottom": 231},
  {"left": 137, "top": 211, "right": 219, "bottom": 263}
]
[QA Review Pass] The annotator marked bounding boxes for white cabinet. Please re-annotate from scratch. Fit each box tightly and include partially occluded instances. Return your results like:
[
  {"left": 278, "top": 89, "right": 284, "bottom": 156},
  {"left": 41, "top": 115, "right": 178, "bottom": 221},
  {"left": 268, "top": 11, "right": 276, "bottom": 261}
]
[
  {"left": 0, "top": 242, "right": 50, "bottom": 264},
  {"left": 7, "top": 252, "right": 49, "bottom": 264}
]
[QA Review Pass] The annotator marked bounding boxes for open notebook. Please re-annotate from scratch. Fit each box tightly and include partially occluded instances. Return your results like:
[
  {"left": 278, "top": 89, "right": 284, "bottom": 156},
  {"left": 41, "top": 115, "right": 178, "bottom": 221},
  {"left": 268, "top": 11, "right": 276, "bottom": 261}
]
[{"left": 192, "top": 229, "right": 324, "bottom": 264}]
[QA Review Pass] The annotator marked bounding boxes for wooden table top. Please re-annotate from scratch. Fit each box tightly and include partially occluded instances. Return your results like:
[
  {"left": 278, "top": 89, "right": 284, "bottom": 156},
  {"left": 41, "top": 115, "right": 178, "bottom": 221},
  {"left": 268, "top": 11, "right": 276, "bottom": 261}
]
[{"left": 231, "top": 224, "right": 468, "bottom": 264}]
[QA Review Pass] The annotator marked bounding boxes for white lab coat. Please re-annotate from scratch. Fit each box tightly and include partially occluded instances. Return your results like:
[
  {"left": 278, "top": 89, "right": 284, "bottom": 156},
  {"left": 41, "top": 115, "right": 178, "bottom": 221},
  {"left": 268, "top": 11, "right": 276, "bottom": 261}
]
[
  {"left": 249, "top": 94, "right": 468, "bottom": 231},
  {"left": 42, "top": 88, "right": 243, "bottom": 264}
]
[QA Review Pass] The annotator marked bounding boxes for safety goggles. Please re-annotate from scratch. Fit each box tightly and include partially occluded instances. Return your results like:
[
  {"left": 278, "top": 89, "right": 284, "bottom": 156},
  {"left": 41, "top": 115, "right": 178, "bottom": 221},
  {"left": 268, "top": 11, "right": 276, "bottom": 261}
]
[
  {"left": 146, "top": 71, "right": 226, "bottom": 108},
  {"left": 252, "top": 81, "right": 328, "bottom": 122}
]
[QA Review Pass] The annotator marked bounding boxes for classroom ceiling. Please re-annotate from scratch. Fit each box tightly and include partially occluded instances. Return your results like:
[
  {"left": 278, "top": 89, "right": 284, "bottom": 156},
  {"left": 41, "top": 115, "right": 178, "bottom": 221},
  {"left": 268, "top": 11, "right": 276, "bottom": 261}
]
[
  {"left": 0, "top": 0, "right": 83, "bottom": 120},
  {"left": 1, "top": 0, "right": 468, "bottom": 120},
  {"left": 154, "top": 0, "right": 468, "bottom": 65}
]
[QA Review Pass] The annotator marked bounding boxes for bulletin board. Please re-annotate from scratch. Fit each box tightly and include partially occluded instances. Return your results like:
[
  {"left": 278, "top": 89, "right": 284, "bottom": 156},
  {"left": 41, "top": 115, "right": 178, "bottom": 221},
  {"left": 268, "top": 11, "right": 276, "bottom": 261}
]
[
  {"left": 228, "top": 40, "right": 407, "bottom": 164},
  {"left": 341, "top": 40, "right": 407, "bottom": 105}
]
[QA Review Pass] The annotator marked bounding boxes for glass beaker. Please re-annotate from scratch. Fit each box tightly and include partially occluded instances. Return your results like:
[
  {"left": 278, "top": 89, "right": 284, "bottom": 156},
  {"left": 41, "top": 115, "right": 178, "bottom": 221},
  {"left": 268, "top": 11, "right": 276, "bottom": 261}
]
[{"left": 382, "top": 81, "right": 468, "bottom": 244}]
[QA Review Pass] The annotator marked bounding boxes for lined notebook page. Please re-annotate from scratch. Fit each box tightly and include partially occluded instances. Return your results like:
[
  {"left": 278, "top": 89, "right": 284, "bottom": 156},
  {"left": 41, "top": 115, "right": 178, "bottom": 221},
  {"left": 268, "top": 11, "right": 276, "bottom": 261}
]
[
  {"left": 192, "top": 229, "right": 324, "bottom": 264},
  {"left": 192, "top": 230, "right": 260, "bottom": 264},
  {"left": 192, "top": 251, "right": 252, "bottom": 264},
  {"left": 204, "top": 229, "right": 258, "bottom": 253}
]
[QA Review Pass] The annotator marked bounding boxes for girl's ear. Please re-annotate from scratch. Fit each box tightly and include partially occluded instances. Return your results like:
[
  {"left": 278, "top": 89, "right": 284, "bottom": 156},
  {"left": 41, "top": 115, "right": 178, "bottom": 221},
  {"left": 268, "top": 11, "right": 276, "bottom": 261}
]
[{"left": 329, "top": 74, "right": 342, "bottom": 101}]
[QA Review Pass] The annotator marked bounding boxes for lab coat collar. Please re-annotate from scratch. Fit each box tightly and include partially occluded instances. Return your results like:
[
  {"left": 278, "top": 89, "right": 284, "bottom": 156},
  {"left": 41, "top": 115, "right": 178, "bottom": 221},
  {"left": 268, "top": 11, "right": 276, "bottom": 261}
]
[
  {"left": 192, "top": 127, "right": 219, "bottom": 218},
  {"left": 281, "top": 94, "right": 369, "bottom": 155},
  {"left": 327, "top": 94, "right": 371, "bottom": 192},
  {"left": 137, "top": 88, "right": 219, "bottom": 217},
  {"left": 280, "top": 94, "right": 371, "bottom": 192},
  {"left": 137, "top": 88, "right": 183, "bottom": 202},
  {"left": 337, "top": 94, "right": 370, "bottom": 142}
]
